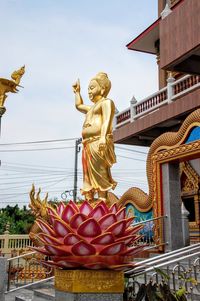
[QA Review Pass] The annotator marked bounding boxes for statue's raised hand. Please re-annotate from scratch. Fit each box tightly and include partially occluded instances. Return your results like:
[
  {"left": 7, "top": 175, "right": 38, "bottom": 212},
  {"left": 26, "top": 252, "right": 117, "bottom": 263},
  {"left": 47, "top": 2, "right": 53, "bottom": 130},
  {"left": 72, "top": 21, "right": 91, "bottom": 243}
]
[{"left": 72, "top": 79, "right": 80, "bottom": 94}]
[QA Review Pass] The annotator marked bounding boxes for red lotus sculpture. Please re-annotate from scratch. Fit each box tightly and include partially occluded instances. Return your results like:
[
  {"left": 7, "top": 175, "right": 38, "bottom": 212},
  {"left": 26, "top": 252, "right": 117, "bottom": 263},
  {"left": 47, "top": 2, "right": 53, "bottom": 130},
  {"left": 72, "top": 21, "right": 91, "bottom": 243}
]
[{"left": 31, "top": 199, "right": 144, "bottom": 270}]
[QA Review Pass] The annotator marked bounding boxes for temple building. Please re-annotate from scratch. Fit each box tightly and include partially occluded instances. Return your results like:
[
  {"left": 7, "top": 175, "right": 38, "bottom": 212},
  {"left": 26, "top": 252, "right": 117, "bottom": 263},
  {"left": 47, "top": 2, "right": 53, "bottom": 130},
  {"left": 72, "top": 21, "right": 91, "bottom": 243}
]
[{"left": 114, "top": 0, "right": 200, "bottom": 243}]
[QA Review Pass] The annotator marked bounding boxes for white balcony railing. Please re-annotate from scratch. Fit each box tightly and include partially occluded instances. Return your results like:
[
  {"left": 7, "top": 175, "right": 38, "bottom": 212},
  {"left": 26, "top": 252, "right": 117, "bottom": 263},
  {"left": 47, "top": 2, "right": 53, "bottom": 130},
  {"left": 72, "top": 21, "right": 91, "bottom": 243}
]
[
  {"left": 115, "top": 74, "right": 200, "bottom": 129},
  {"left": 0, "top": 232, "right": 33, "bottom": 257}
]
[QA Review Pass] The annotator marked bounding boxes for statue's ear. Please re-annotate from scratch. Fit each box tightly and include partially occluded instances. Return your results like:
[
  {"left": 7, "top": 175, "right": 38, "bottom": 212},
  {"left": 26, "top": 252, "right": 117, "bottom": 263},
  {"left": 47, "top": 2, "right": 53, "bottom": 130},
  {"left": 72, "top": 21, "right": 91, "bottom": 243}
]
[{"left": 101, "top": 88, "right": 105, "bottom": 96}]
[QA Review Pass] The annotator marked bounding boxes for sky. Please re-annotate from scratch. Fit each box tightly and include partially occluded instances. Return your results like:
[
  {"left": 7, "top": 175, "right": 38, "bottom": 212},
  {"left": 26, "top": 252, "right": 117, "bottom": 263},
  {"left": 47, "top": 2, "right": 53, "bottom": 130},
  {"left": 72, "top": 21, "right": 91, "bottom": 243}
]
[{"left": 0, "top": 0, "right": 158, "bottom": 206}]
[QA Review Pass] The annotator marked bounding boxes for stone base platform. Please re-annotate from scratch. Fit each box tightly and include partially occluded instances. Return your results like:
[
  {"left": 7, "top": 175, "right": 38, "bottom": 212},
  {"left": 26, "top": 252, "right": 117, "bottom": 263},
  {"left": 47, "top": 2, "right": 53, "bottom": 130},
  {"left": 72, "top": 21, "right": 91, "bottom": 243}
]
[
  {"left": 55, "top": 291, "right": 123, "bottom": 301},
  {"left": 55, "top": 269, "right": 124, "bottom": 301}
]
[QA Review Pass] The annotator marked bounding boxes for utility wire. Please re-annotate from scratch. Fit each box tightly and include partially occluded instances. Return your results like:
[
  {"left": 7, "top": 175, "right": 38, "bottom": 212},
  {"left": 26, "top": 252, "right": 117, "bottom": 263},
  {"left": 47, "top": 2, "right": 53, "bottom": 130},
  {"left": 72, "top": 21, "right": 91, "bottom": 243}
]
[
  {"left": 117, "top": 155, "right": 146, "bottom": 162},
  {"left": 0, "top": 137, "right": 79, "bottom": 146},
  {"left": 0, "top": 146, "right": 75, "bottom": 152},
  {"left": 115, "top": 145, "right": 148, "bottom": 155}
]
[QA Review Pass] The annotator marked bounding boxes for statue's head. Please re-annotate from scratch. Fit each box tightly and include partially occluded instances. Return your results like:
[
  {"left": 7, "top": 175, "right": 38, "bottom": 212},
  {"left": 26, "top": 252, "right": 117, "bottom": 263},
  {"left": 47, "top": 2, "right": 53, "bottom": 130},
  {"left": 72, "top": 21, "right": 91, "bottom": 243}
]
[{"left": 88, "top": 72, "right": 111, "bottom": 102}]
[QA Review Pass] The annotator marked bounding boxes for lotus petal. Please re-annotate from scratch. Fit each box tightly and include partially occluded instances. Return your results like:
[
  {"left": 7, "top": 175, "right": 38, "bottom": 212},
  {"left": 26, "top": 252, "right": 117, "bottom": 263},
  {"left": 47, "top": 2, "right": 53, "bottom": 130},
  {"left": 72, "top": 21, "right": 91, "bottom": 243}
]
[
  {"left": 68, "top": 200, "right": 79, "bottom": 212},
  {"left": 116, "top": 207, "right": 126, "bottom": 220},
  {"left": 90, "top": 233, "right": 115, "bottom": 245},
  {"left": 99, "top": 242, "right": 125, "bottom": 255},
  {"left": 77, "top": 218, "right": 101, "bottom": 237},
  {"left": 71, "top": 241, "right": 96, "bottom": 255},
  {"left": 55, "top": 260, "right": 80, "bottom": 268},
  {"left": 48, "top": 213, "right": 60, "bottom": 225},
  {"left": 53, "top": 254, "right": 124, "bottom": 266},
  {"left": 128, "top": 235, "right": 143, "bottom": 245},
  {"left": 36, "top": 219, "right": 56, "bottom": 236},
  {"left": 45, "top": 245, "right": 72, "bottom": 256},
  {"left": 47, "top": 206, "right": 57, "bottom": 214},
  {"left": 98, "top": 213, "right": 117, "bottom": 230},
  {"left": 116, "top": 235, "right": 138, "bottom": 245},
  {"left": 79, "top": 201, "right": 93, "bottom": 215},
  {"left": 57, "top": 202, "right": 65, "bottom": 216},
  {"left": 83, "top": 263, "right": 108, "bottom": 269},
  {"left": 63, "top": 233, "right": 83, "bottom": 245},
  {"left": 97, "top": 201, "right": 109, "bottom": 213},
  {"left": 123, "top": 225, "right": 144, "bottom": 237},
  {"left": 109, "top": 263, "right": 135, "bottom": 271},
  {"left": 62, "top": 204, "right": 76, "bottom": 223},
  {"left": 34, "top": 234, "right": 46, "bottom": 246},
  {"left": 106, "top": 220, "right": 126, "bottom": 237},
  {"left": 109, "top": 203, "right": 118, "bottom": 214},
  {"left": 31, "top": 246, "right": 51, "bottom": 256},
  {"left": 121, "top": 245, "right": 145, "bottom": 256},
  {"left": 126, "top": 217, "right": 134, "bottom": 228},
  {"left": 54, "top": 219, "right": 73, "bottom": 237},
  {"left": 89, "top": 205, "right": 106, "bottom": 220},
  {"left": 38, "top": 233, "right": 63, "bottom": 245},
  {"left": 70, "top": 213, "right": 87, "bottom": 229}
]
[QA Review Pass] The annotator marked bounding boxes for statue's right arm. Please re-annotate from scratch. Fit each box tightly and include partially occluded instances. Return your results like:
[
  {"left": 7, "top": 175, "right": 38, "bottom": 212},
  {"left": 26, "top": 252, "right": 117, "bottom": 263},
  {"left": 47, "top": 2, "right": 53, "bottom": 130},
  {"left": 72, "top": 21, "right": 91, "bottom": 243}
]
[
  {"left": 75, "top": 92, "right": 90, "bottom": 114},
  {"left": 73, "top": 79, "right": 90, "bottom": 114}
]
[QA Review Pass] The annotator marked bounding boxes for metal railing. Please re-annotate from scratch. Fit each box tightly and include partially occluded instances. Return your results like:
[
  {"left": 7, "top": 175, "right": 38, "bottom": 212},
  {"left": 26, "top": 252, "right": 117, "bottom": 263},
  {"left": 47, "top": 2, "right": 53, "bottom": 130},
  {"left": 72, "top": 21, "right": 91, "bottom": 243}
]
[
  {"left": 132, "top": 215, "right": 167, "bottom": 249},
  {"left": 6, "top": 251, "right": 54, "bottom": 294},
  {"left": 124, "top": 244, "right": 200, "bottom": 300},
  {"left": 115, "top": 74, "right": 200, "bottom": 128}
]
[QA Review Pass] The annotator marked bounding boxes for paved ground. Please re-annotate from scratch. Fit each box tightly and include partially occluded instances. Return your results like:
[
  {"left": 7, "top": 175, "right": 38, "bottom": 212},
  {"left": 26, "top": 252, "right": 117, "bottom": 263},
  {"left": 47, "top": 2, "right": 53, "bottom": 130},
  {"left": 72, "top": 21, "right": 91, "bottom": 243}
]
[
  {"left": 5, "top": 288, "right": 33, "bottom": 301},
  {"left": 5, "top": 286, "right": 55, "bottom": 301}
]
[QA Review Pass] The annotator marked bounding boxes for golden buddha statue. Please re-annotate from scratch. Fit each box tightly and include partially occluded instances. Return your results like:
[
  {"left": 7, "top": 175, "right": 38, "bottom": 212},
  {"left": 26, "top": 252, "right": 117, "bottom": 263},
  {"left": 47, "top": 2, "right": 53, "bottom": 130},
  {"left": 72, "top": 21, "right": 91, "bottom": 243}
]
[{"left": 73, "top": 72, "right": 117, "bottom": 201}]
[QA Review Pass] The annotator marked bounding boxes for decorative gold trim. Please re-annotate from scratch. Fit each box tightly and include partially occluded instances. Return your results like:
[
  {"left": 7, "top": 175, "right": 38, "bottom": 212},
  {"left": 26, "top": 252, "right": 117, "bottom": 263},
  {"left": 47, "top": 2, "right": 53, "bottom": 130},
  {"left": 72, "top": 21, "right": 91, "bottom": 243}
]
[
  {"left": 180, "top": 162, "right": 199, "bottom": 195},
  {"left": 152, "top": 141, "right": 200, "bottom": 246},
  {"left": 55, "top": 269, "right": 124, "bottom": 293}
]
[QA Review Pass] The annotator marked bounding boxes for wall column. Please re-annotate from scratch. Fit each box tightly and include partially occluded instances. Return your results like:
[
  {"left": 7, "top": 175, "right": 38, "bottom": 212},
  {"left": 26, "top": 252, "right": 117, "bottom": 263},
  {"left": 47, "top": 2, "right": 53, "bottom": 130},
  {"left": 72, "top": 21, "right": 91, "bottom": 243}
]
[
  {"left": 0, "top": 257, "right": 7, "bottom": 301},
  {"left": 162, "top": 162, "right": 184, "bottom": 251}
]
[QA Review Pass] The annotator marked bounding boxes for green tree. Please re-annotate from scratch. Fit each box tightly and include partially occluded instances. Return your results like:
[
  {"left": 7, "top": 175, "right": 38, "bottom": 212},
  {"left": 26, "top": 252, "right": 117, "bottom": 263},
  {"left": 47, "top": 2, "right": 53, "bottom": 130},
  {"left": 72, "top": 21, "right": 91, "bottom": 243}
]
[{"left": 0, "top": 205, "right": 35, "bottom": 234}]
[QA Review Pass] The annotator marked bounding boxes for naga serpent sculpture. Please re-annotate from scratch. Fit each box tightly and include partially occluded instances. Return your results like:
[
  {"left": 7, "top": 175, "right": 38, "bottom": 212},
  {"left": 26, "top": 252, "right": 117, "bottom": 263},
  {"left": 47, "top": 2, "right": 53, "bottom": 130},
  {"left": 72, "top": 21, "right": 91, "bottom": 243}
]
[
  {"left": 29, "top": 184, "right": 51, "bottom": 246},
  {"left": 109, "top": 108, "right": 200, "bottom": 212}
]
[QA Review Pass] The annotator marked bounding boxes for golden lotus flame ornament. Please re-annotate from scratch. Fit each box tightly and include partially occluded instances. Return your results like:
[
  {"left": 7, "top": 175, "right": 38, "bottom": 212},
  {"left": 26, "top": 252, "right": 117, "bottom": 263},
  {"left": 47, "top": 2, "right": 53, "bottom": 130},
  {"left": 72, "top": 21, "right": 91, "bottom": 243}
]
[{"left": 31, "top": 199, "right": 144, "bottom": 270}]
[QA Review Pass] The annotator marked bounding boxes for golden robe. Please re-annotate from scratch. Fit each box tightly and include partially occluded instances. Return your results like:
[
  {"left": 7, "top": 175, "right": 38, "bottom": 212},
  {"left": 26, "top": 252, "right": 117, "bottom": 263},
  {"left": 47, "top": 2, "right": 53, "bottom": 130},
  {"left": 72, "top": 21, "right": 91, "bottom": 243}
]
[{"left": 81, "top": 135, "right": 117, "bottom": 195}]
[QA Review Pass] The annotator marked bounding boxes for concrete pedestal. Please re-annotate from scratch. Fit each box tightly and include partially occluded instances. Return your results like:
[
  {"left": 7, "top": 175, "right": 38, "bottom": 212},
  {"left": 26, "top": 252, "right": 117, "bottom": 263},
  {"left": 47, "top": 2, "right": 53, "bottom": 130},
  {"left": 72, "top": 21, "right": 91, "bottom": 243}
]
[
  {"left": 54, "top": 270, "right": 124, "bottom": 301},
  {"left": 55, "top": 291, "right": 123, "bottom": 301}
]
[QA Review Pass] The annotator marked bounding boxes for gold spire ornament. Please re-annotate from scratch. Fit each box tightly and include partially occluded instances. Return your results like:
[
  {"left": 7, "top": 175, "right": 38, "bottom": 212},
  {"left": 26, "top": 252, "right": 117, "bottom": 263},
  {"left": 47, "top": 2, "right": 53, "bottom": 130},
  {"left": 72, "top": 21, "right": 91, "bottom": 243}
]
[
  {"left": 73, "top": 72, "right": 117, "bottom": 201},
  {"left": 0, "top": 66, "right": 25, "bottom": 117}
]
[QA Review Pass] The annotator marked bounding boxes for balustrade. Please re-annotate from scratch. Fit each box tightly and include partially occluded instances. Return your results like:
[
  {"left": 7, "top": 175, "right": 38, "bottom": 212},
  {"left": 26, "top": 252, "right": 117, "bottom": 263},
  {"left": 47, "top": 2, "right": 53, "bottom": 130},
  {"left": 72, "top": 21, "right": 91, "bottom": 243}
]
[
  {"left": 0, "top": 233, "right": 33, "bottom": 257},
  {"left": 116, "top": 108, "right": 131, "bottom": 126},
  {"left": 115, "top": 74, "right": 200, "bottom": 129},
  {"left": 173, "top": 75, "right": 200, "bottom": 95}
]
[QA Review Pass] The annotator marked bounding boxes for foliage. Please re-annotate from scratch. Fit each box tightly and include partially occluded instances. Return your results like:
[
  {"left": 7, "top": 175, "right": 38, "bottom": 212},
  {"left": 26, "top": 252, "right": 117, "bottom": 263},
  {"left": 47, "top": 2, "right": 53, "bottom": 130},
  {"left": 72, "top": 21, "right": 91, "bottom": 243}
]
[
  {"left": 0, "top": 205, "right": 35, "bottom": 234},
  {"left": 124, "top": 267, "right": 189, "bottom": 301}
]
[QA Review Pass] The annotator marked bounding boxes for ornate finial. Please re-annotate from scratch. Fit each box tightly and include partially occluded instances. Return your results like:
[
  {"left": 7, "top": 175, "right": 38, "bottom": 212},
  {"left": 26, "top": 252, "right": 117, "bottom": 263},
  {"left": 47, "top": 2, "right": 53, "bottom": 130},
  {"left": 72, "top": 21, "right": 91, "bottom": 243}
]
[
  {"left": 11, "top": 65, "right": 25, "bottom": 85},
  {"left": 0, "top": 66, "right": 25, "bottom": 117},
  {"left": 161, "top": 1, "right": 172, "bottom": 19},
  {"left": 4, "top": 222, "right": 10, "bottom": 234}
]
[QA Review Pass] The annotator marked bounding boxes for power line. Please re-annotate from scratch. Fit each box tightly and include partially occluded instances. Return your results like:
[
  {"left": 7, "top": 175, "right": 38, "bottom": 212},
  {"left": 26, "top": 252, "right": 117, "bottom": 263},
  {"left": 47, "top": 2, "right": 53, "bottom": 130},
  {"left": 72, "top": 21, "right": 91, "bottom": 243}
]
[
  {"left": 115, "top": 145, "right": 148, "bottom": 155},
  {"left": 117, "top": 155, "right": 146, "bottom": 162},
  {"left": 2, "top": 161, "right": 73, "bottom": 170},
  {"left": 0, "top": 137, "right": 80, "bottom": 146},
  {"left": 0, "top": 146, "right": 75, "bottom": 152}
]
